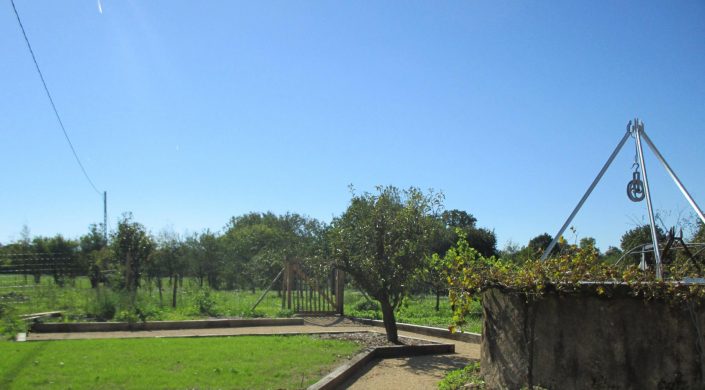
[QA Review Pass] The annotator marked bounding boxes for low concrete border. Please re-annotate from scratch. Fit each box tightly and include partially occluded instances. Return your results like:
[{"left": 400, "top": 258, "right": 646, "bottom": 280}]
[
  {"left": 30, "top": 317, "right": 303, "bottom": 333},
  {"left": 308, "top": 341, "right": 455, "bottom": 390},
  {"left": 346, "top": 316, "right": 481, "bottom": 344}
]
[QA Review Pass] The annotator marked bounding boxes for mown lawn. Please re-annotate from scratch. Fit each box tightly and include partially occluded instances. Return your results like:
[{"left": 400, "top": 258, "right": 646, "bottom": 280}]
[
  {"left": 344, "top": 290, "right": 483, "bottom": 334},
  {"left": 0, "top": 335, "right": 359, "bottom": 389}
]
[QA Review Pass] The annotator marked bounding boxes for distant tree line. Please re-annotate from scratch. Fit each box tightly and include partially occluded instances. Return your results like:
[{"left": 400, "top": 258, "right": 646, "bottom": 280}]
[{"left": 1, "top": 185, "right": 703, "bottom": 342}]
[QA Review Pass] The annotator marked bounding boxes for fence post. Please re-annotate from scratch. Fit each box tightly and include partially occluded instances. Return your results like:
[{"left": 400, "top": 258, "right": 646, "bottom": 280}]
[
  {"left": 286, "top": 261, "right": 292, "bottom": 310},
  {"left": 336, "top": 269, "right": 345, "bottom": 315}
]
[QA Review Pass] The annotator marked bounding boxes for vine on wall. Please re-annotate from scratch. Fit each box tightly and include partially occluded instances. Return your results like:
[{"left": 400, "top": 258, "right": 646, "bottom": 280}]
[{"left": 440, "top": 232, "right": 705, "bottom": 332}]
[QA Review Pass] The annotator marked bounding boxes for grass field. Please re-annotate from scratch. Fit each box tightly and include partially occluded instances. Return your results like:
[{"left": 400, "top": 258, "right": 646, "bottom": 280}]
[
  {"left": 0, "top": 276, "right": 291, "bottom": 322},
  {"left": 1, "top": 275, "right": 483, "bottom": 334},
  {"left": 0, "top": 335, "right": 359, "bottom": 389},
  {"left": 343, "top": 290, "right": 483, "bottom": 334}
]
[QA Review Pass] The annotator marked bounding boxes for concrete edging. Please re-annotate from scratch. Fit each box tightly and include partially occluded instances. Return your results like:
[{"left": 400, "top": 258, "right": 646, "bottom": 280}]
[
  {"left": 346, "top": 316, "right": 481, "bottom": 344},
  {"left": 30, "top": 317, "right": 304, "bottom": 333},
  {"left": 308, "top": 342, "right": 455, "bottom": 390}
]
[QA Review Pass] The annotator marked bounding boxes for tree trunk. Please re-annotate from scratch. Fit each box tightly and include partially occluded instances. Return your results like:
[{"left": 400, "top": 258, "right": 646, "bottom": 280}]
[
  {"left": 125, "top": 252, "right": 133, "bottom": 292},
  {"left": 379, "top": 299, "right": 399, "bottom": 344},
  {"left": 436, "top": 290, "right": 441, "bottom": 311},
  {"left": 157, "top": 277, "right": 163, "bottom": 306},
  {"left": 172, "top": 274, "right": 178, "bottom": 308}
]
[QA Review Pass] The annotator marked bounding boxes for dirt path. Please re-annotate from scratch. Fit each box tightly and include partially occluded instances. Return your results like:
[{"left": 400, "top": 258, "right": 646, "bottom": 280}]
[
  {"left": 339, "top": 328, "right": 480, "bottom": 389},
  {"left": 343, "top": 354, "right": 474, "bottom": 389},
  {"left": 26, "top": 317, "right": 480, "bottom": 389}
]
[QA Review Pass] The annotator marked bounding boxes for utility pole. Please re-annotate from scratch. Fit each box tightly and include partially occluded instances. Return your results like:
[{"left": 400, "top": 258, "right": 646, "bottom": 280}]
[{"left": 103, "top": 191, "right": 108, "bottom": 243}]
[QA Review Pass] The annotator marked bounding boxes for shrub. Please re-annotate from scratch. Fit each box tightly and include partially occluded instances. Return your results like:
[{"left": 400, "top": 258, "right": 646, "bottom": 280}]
[
  {"left": 438, "top": 362, "right": 484, "bottom": 389},
  {"left": 115, "top": 309, "right": 141, "bottom": 324},
  {"left": 85, "top": 288, "right": 118, "bottom": 321},
  {"left": 355, "top": 299, "right": 379, "bottom": 311},
  {"left": 0, "top": 303, "right": 25, "bottom": 340},
  {"left": 275, "top": 308, "right": 295, "bottom": 318},
  {"left": 192, "top": 288, "right": 219, "bottom": 317}
]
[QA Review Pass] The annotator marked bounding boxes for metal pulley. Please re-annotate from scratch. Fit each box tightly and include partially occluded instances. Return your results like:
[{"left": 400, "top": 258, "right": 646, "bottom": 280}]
[{"left": 627, "top": 170, "right": 645, "bottom": 202}]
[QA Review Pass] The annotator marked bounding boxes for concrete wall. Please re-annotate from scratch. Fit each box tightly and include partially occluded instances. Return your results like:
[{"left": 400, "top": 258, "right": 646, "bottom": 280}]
[{"left": 481, "top": 288, "right": 705, "bottom": 390}]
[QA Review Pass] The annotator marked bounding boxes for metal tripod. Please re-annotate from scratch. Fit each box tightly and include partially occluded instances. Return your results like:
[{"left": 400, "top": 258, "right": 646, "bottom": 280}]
[{"left": 540, "top": 119, "right": 705, "bottom": 280}]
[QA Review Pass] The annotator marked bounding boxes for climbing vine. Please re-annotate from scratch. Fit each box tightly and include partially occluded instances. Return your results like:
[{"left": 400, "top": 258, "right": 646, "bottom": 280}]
[{"left": 441, "top": 232, "right": 705, "bottom": 332}]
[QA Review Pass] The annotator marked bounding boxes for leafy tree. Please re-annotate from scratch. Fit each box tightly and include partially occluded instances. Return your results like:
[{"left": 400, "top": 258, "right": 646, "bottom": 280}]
[
  {"left": 113, "top": 213, "right": 154, "bottom": 292},
  {"left": 433, "top": 210, "right": 496, "bottom": 258},
  {"left": 79, "top": 224, "right": 109, "bottom": 288},
  {"left": 601, "top": 246, "right": 623, "bottom": 264},
  {"left": 221, "top": 212, "right": 323, "bottom": 291},
  {"left": 505, "top": 233, "right": 561, "bottom": 263},
  {"left": 184, "top": 230, "right": 224, "bottom": 289},
  {"left": 329, "top": 186, "right": 443, "bottom": 343},
  {"left": 424, "top": 210, "right": 496, "bottom": 311},
  {"left": 693, "top": 221, "right": 705, "bottom": 243},
  {"left": 579, "top": 237, "right": 597, "bottom": 250},
  {"left": 441, "top": 210, "right": 477, "bottom": 230},
  {"left": 693, "top": 221, "right": 705, "bottom": 264},
  {"left": 527, "top": 233, "right": 555, "bottom": 256},
  {"left": 31, "top": 235, "right": 79, "bottom": 286},
  {"left": 620, "top": 225, "right": 665, "bottom": 254},
  {"left": 149, "top": 230, "right": 186, "bottom": 307}
]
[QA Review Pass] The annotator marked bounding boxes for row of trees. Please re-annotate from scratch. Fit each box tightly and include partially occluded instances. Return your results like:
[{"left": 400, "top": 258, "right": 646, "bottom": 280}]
[{"left": 2, "top": 185, "right": 702, "bottom": 342}]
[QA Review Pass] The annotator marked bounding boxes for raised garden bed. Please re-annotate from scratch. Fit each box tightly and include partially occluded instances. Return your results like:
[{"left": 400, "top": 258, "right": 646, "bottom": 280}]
[{"left": 30, "top": 317, "right": 303, "bottom": 333}]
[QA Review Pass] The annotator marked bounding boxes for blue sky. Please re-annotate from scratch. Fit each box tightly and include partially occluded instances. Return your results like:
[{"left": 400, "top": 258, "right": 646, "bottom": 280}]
[{"left": 1, "top": 1, "right": 704, "bottom": 250}]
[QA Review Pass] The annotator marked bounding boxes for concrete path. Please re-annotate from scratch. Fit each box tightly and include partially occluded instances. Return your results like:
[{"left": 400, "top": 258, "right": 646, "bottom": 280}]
[{"left": 26, "top": 317, "right": 480, "bottom": 389}]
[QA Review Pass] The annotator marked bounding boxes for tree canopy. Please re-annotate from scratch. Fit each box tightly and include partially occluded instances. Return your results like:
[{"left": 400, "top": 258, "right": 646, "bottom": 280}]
[{"left": 329, "top": 186, "right": 443, "bottom": 342}]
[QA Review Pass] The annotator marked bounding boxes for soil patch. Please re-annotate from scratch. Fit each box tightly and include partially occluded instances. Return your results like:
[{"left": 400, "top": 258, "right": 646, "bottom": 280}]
[{"left": 313, "top": 332, "right": 431, "bottom": 349}]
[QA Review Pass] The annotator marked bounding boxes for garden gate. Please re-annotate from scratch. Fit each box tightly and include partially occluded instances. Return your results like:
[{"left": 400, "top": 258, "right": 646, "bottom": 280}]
[{"left": 282, "top": 260, "right": 344, "bottom": 315}]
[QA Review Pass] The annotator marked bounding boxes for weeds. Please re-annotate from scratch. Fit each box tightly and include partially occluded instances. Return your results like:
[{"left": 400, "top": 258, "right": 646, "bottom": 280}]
[
  {"left": 0, "top": 302, "right": 25, "bottom": 340},
  {"left": 438, "top": 361, "right": 484, "bottom": 390}
]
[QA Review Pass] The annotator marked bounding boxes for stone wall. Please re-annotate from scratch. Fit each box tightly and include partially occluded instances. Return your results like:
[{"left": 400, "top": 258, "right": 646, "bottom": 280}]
[{"left": 481, "top": 287, "right": 705, "bottom": 389}]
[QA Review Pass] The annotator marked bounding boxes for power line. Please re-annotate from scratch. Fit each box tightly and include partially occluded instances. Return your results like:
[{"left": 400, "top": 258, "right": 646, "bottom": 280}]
[{"left": 10, "top": 0, "right": 102, "bottom": 196}]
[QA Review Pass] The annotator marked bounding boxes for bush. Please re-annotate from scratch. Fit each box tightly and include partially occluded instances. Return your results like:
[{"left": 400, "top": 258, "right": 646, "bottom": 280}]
[
  {"left": 85, "top": 288, "right": 118, "bottom": 321},
  {"left": 115, "top": 309, "right": 142, "bottom": 324},
  {"left": 0, "top": 303, "right": 25, "bottom": 340},
  {"left": 355, "top": 299, "right": 379, "bottom": 311},
  {"left": 191, "top": 288, "right": 219, "bottom": 317},
  {"left": 275, "top": 308, "right": 294, "bottom": 318},
  {"left": 438, "top": 362, "right": 484, "bottom": 390}
]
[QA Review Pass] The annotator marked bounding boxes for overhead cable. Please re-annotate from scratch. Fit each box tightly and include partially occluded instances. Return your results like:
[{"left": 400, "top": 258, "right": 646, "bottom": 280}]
[{"left": 10, "top": 0, "right": 102, "bottom": 195}]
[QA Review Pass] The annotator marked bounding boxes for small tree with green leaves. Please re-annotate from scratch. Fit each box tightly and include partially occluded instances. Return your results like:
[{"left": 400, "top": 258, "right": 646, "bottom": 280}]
[
  {"left": 113, "top": 213, "right": 154, "bottom": 293},
  {"left": 329, "top": 186, "right": 443, "bottom": 343}
]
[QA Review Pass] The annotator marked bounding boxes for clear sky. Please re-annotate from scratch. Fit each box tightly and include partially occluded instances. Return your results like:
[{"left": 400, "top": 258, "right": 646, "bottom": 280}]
[{"left": 1, "top": 1, "right": 704, "bottom": 251}]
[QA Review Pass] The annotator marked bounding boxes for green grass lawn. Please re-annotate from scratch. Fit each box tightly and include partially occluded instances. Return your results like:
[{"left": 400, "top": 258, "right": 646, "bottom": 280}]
[
  {"left": 0, "top": 276, "right": 291, "bottom": 322},
  {"left": 1, "top": 275, "right": 482, "bottom": 334},
  {"left": 343, "top": 290, "right": 483, "bottom": 334},
  {"left": 0, "top": 335, "right": 359, "bottom": 389}
]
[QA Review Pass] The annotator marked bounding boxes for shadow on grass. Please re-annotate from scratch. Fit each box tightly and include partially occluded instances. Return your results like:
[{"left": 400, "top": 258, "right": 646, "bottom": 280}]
[{"left": 0, "top": 341, "right": 49, "bottom": 388}]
